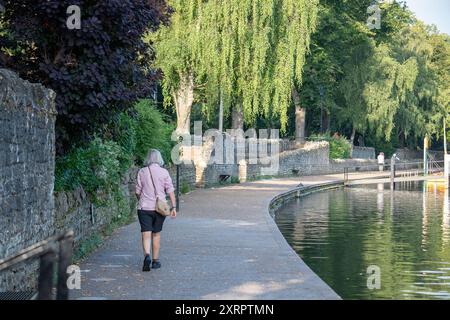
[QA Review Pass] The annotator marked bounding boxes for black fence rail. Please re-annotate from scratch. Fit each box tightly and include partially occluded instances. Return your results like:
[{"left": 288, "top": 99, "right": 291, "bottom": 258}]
[{"left": 0, "top": 230, "right": 74, "bottom": 300}]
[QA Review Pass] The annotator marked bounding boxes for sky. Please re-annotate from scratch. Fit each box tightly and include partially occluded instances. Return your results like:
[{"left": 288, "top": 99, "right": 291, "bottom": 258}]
[{"left": 405, "top": 0, "right": 450, "bottom": 34}]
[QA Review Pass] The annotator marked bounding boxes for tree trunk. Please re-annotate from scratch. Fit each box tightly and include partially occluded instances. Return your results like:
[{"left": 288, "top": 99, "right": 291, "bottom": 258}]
[
  {"left": 173, "top": 73, "right": 194, "bottom": 135},
  {"left": 398, "top": 129, "right": 406, "bottom": 148},
  {"left": 292, "top": 88, "right": 306, "bottom": 144},
  {"left": 350, "top": 127, "right": 356, "bottom": 145},
  {"left": 231, "top": 102, "right": 244, "bottom": 131},
  {"left": 350, "top": 127, "right": 356, "bottom": 158},
  {"left": 321, "top": 110, "right": 330, "bottom": 133}
]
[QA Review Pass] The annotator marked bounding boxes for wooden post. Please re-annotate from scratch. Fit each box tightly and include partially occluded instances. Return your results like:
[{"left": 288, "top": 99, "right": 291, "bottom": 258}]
[
  {"left": 390, "top": 155, "right": 396, "bottom": 190},
  {"left": 38, "top": 249, "right": 57, "bottom": 300},
  {"left": 56, "top": 234, "right": 73, "bottom": 300},
  {"left": 445, "top": 154, "right": 450, "bottom": 190},
  {"left": 424, "top": 136, "right": 429, "bottom": 176},
  {"left": 176, "top": 165, "right": 180, "bottom": 211}
]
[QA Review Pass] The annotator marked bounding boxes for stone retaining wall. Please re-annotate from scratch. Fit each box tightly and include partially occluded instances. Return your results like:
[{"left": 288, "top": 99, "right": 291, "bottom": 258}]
[{"left": 0, "top": 69, "right": 57, "bottom": 291}]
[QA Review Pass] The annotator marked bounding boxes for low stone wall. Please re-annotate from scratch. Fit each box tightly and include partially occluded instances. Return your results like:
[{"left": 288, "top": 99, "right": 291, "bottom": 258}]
[
  {"left": 269, "top": 182, "right": 344, "bottom": 217},
  {"left": 54, "top": 163, "right": 197, "bottom": 250},
  {"left": 352, "top": 146, "right": 376, "bottom": 159},
  {"left": 167, "top": 164, "right": 196, "bottom": 189},
  {"left": 54, "top": 168, "right": 139, "bottom": 246},
  {"left": 395, "top": 148, "right": 444, "bottom": 161},
  {"left": 196, "top": 141, "right": 332, "bottom": 182},
  {"left": 328, "top": 159, "right": 378, "bottom": 174},
  {"left": 186, "top": 141, "right": 380, "bottom": 184},
  {"left": 0, "top": 69, "right": 57, "bottom": 291},
  {"left": 272, "top": 142, "right": 330, "bottom": 176}
]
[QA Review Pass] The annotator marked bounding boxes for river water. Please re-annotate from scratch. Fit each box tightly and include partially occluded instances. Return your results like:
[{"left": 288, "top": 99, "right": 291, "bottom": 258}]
[{"left": 275, "top": 182, "right": 450, "bottom": 300}]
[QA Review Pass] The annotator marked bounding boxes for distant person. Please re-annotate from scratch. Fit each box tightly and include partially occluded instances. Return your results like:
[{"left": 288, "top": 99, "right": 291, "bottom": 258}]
[
  {"left": 135, "top": 149, "right": 177, "bottom": 272},
  {"left": 377, "top": 152, "right": 385, "bottom": 172}
]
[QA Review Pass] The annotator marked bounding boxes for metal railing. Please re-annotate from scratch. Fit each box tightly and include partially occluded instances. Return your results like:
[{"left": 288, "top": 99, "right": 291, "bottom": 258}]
[
  {"left": 0, "top": 230, "right": 74, "bottom": 300},
  {"left": 343, "top": 160, "right": 445, "bottom": 185}
]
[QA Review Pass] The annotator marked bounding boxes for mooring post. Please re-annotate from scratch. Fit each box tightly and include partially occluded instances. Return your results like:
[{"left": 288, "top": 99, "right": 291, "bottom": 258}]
[
  {"left": 176, "top": 164, "right": 180, "bottom": 211},
  {"left": 424, "top": 136, "right": 429, "bottom": 176},
  {"left": 445, "top": 154, "right": 450, "bottom": 190},
  {"left": 390, "top": 154, "right": 396, "bottom": 190}
]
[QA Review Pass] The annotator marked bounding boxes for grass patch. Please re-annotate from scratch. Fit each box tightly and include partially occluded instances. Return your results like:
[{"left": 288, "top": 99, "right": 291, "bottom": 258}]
[
  {"left": 247, "top": 174, "right": 277, "bottom": 182},
  {"left": 180, "top": 181, "right": 191, "bottom": 194},
  {"left": 73, "top": 234, "right": 103, "bottom": 262},
  {"left": 230, "top": 176, "right": 240, "bottom": 184}
]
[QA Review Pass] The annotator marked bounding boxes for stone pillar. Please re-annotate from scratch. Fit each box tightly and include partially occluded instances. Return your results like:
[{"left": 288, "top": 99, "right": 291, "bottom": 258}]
[
  {"left": 195, "top": 160, "right": 207, "bottom": 188},
  {"left": 295, "top": 107, "right": 306, "bottom": 144},
  {"left": 292, "top": 87, "right": 306, "bottom": 146},
  {"left": 239, "top": 159, "right": 248, "bottom": 183}
]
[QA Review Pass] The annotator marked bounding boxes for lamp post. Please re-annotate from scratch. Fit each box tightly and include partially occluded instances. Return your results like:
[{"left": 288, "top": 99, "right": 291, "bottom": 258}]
[
  {"left": 444, "top": 115, "right": 448, "bottom": 155},
  {"left": 219, "top": 89, "right": 224, "bottom": 133},
  {"left": 176, "top": 136, "right": 183, "bottom": 212},
  {"left": 319, "top": 86, "right": 325, "bottom": 134},
  {"left": 444, "top": 115, "right": 449, "bottom": 189},
  {"left": 424, "top": 136, "right": 429, "bottom": 176}
]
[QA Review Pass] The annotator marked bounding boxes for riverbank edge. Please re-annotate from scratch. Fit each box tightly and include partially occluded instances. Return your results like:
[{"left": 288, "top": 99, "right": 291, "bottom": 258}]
[{"left": 265, "top": 179, "right": 345, "bottom": 300}]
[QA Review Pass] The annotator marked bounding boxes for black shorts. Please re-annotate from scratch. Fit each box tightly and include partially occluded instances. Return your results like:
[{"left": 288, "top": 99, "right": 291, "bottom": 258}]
[{"left": 137, "top": 210, "right": 166, "bottom": 233}]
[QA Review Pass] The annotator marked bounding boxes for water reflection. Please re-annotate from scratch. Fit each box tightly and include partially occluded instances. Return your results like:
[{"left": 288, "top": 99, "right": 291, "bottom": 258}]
[
  {"left": 377, "top": 183, "right": 384, "bottom": 214},
  {"left": 444, "top": 188, "right": 450, "bottom": 246},
  {"left": 275, "top": 182, "right": 450, "bottom": 300}
]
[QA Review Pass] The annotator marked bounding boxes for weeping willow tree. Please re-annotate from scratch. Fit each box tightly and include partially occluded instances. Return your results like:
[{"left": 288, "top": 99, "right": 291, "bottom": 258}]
[
  {"left": 339, "top": 40, "right": 421, "bottom": 143},
  {"left": 149, "top": 0, "right": 319, "bottom": 134},
  {"left": 339, "top": 22, "right": 445, "bottom": 146}
]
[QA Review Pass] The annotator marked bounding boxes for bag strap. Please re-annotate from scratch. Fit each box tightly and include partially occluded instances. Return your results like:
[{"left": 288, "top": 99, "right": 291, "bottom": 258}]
[{"left": 147, "top": 166, "right": 159, "bottom": 200}]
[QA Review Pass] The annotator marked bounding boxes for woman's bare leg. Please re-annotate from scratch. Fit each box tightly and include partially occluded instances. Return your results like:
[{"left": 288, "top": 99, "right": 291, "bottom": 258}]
[
  {"left": 152, "top": 233, "right": 161, "bottom": 260},
  {"left": 142, "top": 232, "right": 152, "bottom": 257}
]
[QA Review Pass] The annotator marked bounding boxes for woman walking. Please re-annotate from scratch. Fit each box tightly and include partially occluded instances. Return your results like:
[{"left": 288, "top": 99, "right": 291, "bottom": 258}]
[{"left": 135, "top": 149, "right": 177, "bottom": 272}]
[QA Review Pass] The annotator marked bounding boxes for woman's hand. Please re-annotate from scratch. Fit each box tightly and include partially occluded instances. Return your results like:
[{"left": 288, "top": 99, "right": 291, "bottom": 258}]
[{"left": 168, "top": 192, "right": 177, "bottom": 218}]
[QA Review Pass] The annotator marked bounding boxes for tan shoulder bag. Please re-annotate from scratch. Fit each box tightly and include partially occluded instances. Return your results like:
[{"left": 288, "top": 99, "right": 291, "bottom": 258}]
[{"left": 147, "top": 166, "right": 171, "bottom": 217}]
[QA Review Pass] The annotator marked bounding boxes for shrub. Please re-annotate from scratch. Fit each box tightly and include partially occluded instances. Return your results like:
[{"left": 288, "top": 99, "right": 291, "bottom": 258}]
[
  {"left": 329, "top": 136, "right": 352, "bottom": 159},
  {"left": 55, "top": 100, "right": 175, "bottom": 198},
  {"left": 55, "top": 137, "right": 124, "bottom": 197},
  {"left": 180, "top": 181, "right": 191, "bottom": 194},
  {"left": 134, "top": 99, "right": 175, "bottom": 165},
  {"left": 112, "top": 112, "right": 138, "bottom": 173},
  {"left": 310, "top": 133, "right": 352, "bottom": 159}
]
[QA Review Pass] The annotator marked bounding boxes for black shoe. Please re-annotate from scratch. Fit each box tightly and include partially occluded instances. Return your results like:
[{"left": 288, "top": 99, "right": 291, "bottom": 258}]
[
  {"left": 152, "top": 260, "right": 161, "bottom": 269},
  {"left": 143, "top": 255, "right": 151, "bottom": 272}
]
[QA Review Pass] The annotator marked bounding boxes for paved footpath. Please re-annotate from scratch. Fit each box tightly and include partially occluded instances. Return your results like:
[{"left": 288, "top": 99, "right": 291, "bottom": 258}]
[{"left": 71, "top": 174, "right": 346, "bottom": 300}]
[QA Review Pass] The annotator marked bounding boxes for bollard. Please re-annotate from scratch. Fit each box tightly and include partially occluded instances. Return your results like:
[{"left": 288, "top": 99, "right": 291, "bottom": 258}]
[{"left": 390, "top": 155, "right": 396, "bottom": 190}]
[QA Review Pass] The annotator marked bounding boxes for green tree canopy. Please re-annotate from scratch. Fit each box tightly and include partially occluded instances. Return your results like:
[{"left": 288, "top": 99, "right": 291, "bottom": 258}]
[
  {"left": 299, "top": 0, "right": 449, "bottom": 150},
  {"left": 149, "top": 0, "right": 319, "bottom": 132}
]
